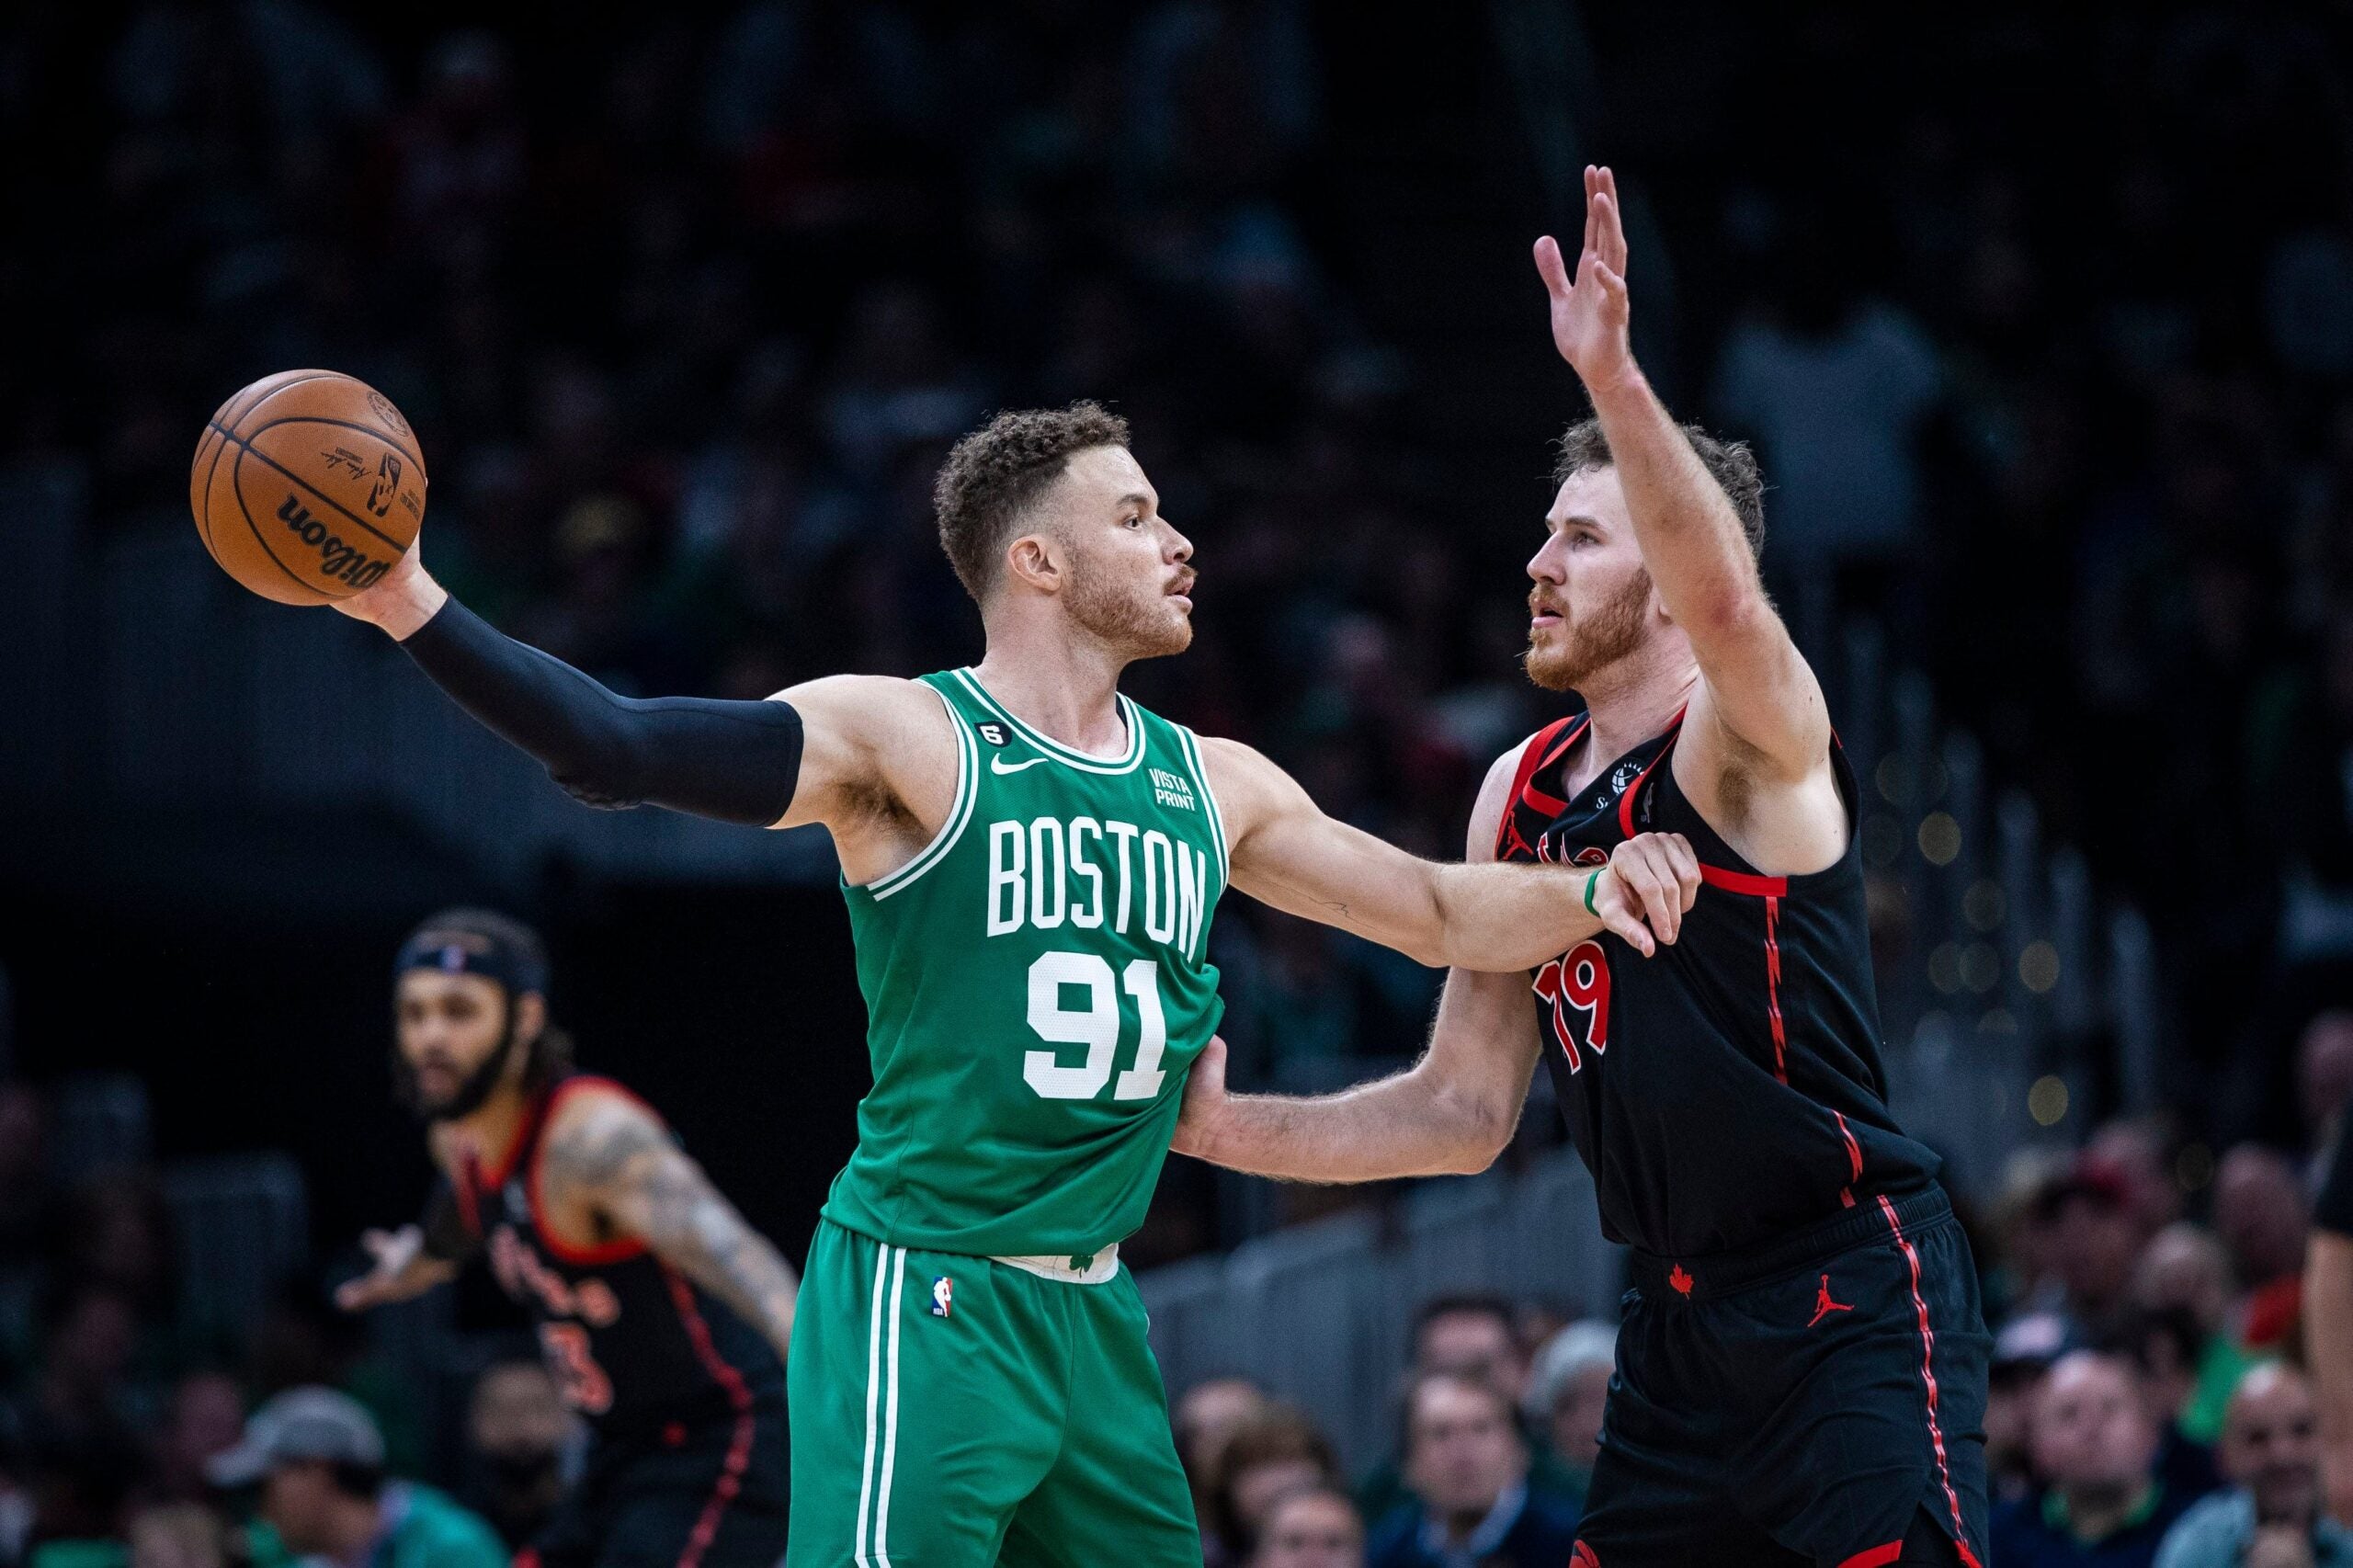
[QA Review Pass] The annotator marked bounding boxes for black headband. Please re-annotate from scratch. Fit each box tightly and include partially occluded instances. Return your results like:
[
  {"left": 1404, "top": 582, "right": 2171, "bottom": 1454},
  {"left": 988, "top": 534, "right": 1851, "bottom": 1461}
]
[{"left": 393, "top": 928, "right": 547, "bottom": 999}]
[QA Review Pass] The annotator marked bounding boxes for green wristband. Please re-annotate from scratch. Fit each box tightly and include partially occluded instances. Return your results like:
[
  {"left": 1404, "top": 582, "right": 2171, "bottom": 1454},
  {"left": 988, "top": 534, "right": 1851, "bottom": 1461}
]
[{"left": 1584, "top": 869, "right": 1601, "bottom": 915}]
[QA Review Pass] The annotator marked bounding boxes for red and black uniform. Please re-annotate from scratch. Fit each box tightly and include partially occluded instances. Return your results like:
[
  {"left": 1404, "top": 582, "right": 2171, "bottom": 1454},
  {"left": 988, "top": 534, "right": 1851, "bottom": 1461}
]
[
  {"left": 458, "top": 1075, "right": 790, "bottom": 1568},
  {"left": 1498, "top": 710, "right": 1991, "bottom": 1568}
]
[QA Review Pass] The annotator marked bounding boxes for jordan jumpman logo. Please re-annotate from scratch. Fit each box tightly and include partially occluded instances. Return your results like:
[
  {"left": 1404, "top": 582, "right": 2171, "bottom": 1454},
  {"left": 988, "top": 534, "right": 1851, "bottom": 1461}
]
[{"left": 1806, "top": 1272, "right": 1854, "bottom": 1327}]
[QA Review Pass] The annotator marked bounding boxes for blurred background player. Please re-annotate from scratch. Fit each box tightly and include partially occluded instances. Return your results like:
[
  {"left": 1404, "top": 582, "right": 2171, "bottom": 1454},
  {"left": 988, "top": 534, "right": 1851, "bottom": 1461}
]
[
  {"left": 324, "top": 395, "right": 1697, "bottom": 1564},
  {"left": 335, "top": 909, "right": 795, "bottom": 1568},
  {"left": 1175, "top": 167, "right": 1990, "bottom": 1566}
]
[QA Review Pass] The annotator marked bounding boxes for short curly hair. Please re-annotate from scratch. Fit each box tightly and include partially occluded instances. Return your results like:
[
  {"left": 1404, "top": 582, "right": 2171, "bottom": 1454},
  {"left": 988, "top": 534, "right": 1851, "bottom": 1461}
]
[
  {"left": 933, "top": 401, "right": 1132, "bottom": 600},
  {"left": 1554, "top": 418, "right": 1767, "bottom": 560}
]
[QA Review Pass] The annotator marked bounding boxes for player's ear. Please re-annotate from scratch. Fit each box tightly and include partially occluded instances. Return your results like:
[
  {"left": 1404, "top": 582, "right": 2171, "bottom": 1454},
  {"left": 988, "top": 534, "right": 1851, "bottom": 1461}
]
[
  {"left": 1003, "top": 531, "right": 1063, "bottom": 597},
  {"left": 511, "top": 991, "right": 548, "bottom": 1048}
]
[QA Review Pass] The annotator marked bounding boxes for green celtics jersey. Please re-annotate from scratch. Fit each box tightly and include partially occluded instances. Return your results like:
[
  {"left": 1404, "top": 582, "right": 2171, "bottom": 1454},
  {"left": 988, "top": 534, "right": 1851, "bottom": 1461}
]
[{"left": 823, "top": 667, "right": 1230, "bottom": 1258}]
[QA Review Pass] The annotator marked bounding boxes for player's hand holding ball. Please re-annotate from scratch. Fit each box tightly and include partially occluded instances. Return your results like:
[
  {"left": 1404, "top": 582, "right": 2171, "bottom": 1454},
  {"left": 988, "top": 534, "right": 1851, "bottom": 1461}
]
[
  {"left": 190, "top": 369, "right": 428, "bottom": 606},
  {"left": 1593, "top": 831, "right": 1700, "bottom": 957}
]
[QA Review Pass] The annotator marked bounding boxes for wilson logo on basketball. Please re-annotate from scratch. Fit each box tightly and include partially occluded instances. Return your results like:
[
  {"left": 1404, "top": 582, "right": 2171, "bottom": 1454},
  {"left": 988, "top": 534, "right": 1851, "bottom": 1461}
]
[{"left": 276, "top": 494, "right": 392, "bottom": 590}]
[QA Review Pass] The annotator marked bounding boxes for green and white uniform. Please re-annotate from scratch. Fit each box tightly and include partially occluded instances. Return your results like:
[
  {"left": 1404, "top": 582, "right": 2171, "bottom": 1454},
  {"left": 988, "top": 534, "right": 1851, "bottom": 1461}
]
[{"left": 787, "top": 667, "right": 1228, "bottom": 1567}]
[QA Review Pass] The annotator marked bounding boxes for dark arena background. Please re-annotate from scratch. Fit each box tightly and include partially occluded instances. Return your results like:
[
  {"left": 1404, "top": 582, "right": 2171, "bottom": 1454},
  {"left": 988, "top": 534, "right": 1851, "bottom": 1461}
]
[{"left": 4, "top": 4, "right": 2352, "bottom": 1565}]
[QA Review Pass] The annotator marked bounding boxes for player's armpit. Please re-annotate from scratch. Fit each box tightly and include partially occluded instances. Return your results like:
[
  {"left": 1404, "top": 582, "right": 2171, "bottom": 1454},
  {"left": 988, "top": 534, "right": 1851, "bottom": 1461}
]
[
  {"left": 760, "top": 673, "right": 956, "bottom": 833},
  {"left": 540, "top": 1091, "right": 801, "bottom": 1361}
]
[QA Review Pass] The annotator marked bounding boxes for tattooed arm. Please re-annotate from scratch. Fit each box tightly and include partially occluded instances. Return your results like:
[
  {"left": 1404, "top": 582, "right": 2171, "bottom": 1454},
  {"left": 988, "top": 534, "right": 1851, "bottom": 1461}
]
[{"left": 538, "top": 1086, "right": 799, "bottom": 1362}]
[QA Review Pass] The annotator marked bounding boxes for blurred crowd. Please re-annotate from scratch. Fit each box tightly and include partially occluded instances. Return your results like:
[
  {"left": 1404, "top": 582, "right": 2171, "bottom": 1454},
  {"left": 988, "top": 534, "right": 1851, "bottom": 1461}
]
[
  {"left": 0, "top": 1053, "right": 2330, "bottom": 1565},
  {"left": 8, "top": 2, "right": 2353, "bottom": 1129},
  {"left": 0, "top": 1071, "right": 570, "bottom": 1564}
]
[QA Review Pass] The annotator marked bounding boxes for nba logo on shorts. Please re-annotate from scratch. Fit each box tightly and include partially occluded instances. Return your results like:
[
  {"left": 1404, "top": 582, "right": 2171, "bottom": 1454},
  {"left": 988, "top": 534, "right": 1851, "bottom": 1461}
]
[{"left": 931, "top": 1277, "right": 953, "bottom": 1317}]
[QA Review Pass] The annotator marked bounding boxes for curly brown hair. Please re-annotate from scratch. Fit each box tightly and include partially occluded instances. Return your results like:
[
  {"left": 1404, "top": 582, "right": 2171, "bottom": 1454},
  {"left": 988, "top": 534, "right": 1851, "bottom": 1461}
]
[
  {"left": 1553, "top": 417, "right": 1768, "bottom": 561},
  {"left": 932, "top": 401, "right": 1131, "bottom": 600}
]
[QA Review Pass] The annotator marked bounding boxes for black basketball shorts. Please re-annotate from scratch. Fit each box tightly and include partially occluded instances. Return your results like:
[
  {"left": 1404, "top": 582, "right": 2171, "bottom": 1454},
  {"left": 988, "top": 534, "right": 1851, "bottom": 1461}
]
[
  {"left": 1572, "top": 1185, "right": 1991, "bottom": 1568},
  {"left": 526, "top": 1396, "right": 790, "bottom": 1568}
]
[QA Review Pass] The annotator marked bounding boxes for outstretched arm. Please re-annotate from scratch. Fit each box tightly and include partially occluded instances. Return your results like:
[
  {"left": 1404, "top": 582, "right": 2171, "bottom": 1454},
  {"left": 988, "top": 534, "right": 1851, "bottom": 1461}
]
[
  {"left": 1536, "top": 166, "right": 1830, "bottom": 779},
  {"left": 1174, "top": 971, "right": 1541, "bottom": 1181},
  {"left": 333, "top": 551, "right": 806, "bottom": 824},
  {"left": 333, "top": 547, "right": 951, "bottom": 860},
  {"left": 1176, "top": 751, "right": 1643, "bottom": 1179},
  {"left": 1203, "top": 734, "right": 1698, "bottom": 971},
  {"left": 539, "top": 1090, "right": 800, "bottom": 1364}
]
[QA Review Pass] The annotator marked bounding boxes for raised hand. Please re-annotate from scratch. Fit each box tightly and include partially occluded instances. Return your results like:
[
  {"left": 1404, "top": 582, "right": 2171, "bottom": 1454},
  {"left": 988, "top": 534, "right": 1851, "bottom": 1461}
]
[{"left": 1534, "top": 165, "right": 1634, "bottom": 392}]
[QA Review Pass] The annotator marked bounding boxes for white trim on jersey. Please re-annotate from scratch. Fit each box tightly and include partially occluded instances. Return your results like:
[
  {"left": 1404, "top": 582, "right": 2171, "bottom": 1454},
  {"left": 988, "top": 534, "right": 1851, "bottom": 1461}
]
[
  {"left": 951, "top": 667, "right": 1145, "bottom": 775},
  {"left": 861, "top": 686, "right": 979, "bottom": 901},
  {"left": 1175, "top": 725, "right": 1229, "bottom": 891}
]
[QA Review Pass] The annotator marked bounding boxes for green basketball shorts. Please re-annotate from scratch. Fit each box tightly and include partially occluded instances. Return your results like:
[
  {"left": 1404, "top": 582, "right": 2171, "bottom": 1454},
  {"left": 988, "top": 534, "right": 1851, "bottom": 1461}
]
[{"left": 784, "top": 1220, "right": 1200, "bottom": 1566}]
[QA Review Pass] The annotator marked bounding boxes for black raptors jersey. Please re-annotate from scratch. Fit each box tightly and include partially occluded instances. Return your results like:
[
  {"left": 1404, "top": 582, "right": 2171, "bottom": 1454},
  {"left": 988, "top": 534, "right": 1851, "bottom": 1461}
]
[
  {"left": 1497, "top": 708, "right": 1941, "bottom": 1259},
  {"left": 456, "top": 1075, "right": 787, "bottom": 1440}
]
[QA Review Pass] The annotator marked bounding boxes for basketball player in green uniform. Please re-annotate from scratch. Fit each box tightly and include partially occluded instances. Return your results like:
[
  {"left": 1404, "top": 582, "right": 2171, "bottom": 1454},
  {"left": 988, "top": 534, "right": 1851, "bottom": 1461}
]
[{"left": 332, "top": 401, "right": 1700, "bottom": 1565}]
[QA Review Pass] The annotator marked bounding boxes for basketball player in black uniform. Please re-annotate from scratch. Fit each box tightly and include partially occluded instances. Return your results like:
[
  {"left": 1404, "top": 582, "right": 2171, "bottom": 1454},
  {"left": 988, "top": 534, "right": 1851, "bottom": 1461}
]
[
  {"left": 1174, "top": 166, "right": 1991, "bottom": 1567},
  {"left": 336, "top": 909, "right": 796, "bottom": 1568}
]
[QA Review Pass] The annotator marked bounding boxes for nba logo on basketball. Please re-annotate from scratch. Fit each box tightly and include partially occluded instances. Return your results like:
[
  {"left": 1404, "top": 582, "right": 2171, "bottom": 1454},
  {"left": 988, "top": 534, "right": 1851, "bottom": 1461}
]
[{"left": 931, "top": 1277, "right": 953, "bottom": 1317}]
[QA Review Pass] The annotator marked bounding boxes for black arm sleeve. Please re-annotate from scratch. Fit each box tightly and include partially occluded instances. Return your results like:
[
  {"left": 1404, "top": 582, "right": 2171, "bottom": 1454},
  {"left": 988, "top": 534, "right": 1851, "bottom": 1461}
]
[{"left": 400, "top": 598, "right": 804, "bottom": 825}]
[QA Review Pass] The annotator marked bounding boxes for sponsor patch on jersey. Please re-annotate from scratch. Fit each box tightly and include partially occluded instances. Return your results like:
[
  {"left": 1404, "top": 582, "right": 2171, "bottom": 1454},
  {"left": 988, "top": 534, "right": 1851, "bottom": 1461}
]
[
  {"left": 977, "top": 722, "right": 1008, "bottom": 746},
  {"left": 1148, "top": 766, "right": 1197, "bottom": 812},
  {"left": 931, "top": 1276, "right": 953, "bottom": 1317}
]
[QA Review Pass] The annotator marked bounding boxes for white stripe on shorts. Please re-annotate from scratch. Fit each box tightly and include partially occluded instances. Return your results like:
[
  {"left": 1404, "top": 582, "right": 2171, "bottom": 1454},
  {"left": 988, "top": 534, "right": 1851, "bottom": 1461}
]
[
  {"left": 873, "top": 1247, "right": 908, "bottom": 1565},
  {"left": 852, "top": 1244, "right": 889, "bottom": 1567}
]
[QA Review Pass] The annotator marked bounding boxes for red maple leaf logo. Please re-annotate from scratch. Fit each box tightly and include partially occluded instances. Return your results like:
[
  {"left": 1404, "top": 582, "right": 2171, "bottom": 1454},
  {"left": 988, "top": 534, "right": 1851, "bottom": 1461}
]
[{"left": 1669, "top": 1264, "right": 1694, "bottom": 1296}]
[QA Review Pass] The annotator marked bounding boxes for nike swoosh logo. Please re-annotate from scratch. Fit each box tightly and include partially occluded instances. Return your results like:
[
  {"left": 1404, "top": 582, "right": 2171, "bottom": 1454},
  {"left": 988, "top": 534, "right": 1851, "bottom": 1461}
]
[{"left": 991, "top": 755, "right": 1047, "bottom": 775}]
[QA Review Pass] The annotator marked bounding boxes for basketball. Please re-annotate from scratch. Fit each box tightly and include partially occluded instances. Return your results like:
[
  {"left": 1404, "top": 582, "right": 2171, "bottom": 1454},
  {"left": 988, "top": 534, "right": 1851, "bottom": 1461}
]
[{"left": 189, "top": 369, "right": 427, "bottom": 605}]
